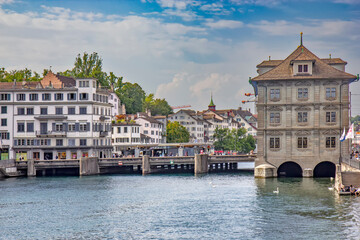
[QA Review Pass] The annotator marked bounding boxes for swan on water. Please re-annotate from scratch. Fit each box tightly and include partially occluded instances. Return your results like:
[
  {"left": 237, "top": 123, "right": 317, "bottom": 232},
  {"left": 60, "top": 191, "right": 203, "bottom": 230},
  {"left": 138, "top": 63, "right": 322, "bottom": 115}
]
[{"left": 273, "top": 187, "right": 279, "bottom": 194}]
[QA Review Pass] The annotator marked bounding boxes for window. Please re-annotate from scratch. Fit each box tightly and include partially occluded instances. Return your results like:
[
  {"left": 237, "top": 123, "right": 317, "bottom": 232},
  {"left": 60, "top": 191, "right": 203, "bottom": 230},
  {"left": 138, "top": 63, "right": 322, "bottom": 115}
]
[
  {"left": 40, "top": 107, "right": 48, "bottom": 115},
  {"left": 326, "top": 112, "right": 336, "bottom": 123},
  {"left": 297, "top": 137, "right": 308, "bottom": 148},
  {"left": 80, "top": 123, "right": 88, "bottom": 131},
  {"left": 27, "top": 108, "right": 34, "bottom": 115},
  {"left": 298, "top": 112, "right": 308, "bottom": 123},
  {"left": 298, "top": 88, "right": 308, "bottom": 99},
  {"left": 17, "top": 94, "right": 26, "bottom": 101},
  {"left": 54, "top": 93, "right": 63, "bottom": 101},
  {"left": 42, "top": 93, "right": 51, "bottom": 101},
  {"left": 270, "top": 137, "right": 280, "bottom": 149},
  {"left": 79, "top": 107, "right": 87, "bottom": 114},
  {"left": 270, "top": 113, "right": 280, "bottom": 123},
  {"left": 79, "top": 81, "right": 89, "bottom": 87},
  {"left": 298, "top": 64, "right": 308, "bottom": 73},
  {"left": 145, "top": 123, "right": 149, "bottom": 127},
  {"left": 1, "top": 132, "right": 9, "bottom": 140},
  {"left": 17, "top": 122, "right": 25, "bottom": 132},
  {"left": 79, "top": 93, "right": 88, "bottom": 100},
  {"left": 1, "top": 106, "right": 7, "bottom": 114},
  {"left": 68, "top": 139, "right": 75, "bottom": 146},
  {"left": 1, "top": 118, "right": 7, "bottom": 126},
  {"left": 326, "top": 137, "right": 336, "bottom": 148},
  {"left": 29, "top": 94, "right": 38, "bottom": 101},
  {"left": 144, "top": 130, "right": 148, "bottom": 134},
  {"left": 0, "top": 94, "right": 10, "bottom": 101},
  {"left": 326, "top": 88, "right": 336, "bottom": 98},
  {"left": 124, "top": 127, "right": 127, "bottom": 133},
  {"left": 67, "top": 93, "right": 76, "bottom": 100},
  {"left": 151, "top": 130, "right": 154, "bottom": 135},
  {"left": 270, "top": 89, "right": 280, "bottom": 100},
  {"left": 55, "top": 123, "right": 63, "bottom": 132},
  {"left": 68, "top": 124, "right": 75, "bottom": 132},
  {"left": 117, "top": 127, "right": 121, "bottom": 133},
  {"left": 56, "top": 139, "right": 63, "bottom": 146},
  {"left": 55, "top": 107, "right": 63, "bottom": 115},
  {"left": 80, "top": 139, "right": 87, "bottom": 146},
  {"left": 68, "top": 107, "right": 76, "bottom": 115},
  {"left": 17, "top": 108, "right": 25, "bottom": 115},
  {"left": 27, "top": 122, "right": 34, "bottom": 132}
]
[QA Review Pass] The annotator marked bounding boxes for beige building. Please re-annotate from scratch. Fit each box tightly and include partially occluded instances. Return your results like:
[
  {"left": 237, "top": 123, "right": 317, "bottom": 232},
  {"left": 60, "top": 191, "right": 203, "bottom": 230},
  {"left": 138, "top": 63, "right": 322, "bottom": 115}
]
[{"left": 252, "top": 41, "right": 358, "bottom": 178}]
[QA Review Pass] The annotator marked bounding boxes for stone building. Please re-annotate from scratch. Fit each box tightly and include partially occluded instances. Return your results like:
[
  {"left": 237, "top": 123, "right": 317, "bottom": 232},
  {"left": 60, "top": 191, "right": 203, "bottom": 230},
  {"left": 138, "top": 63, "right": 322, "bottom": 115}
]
[{"left": 251, "top": 40, "right": 358, "bottom": 178}]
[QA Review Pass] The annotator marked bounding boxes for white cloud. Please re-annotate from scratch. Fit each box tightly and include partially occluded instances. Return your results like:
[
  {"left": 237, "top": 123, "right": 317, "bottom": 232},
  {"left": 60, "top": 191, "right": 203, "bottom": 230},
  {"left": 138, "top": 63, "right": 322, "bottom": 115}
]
[
  {"left": 205, "top": 19, "right": 243, "bottom": 29},
  {"left": 0, "top": 0, "right": 14, "bottom": 5}
]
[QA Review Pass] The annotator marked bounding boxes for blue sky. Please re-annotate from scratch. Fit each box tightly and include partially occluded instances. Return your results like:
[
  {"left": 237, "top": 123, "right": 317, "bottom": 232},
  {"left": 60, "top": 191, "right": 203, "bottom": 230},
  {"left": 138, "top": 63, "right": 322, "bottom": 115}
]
[{"left": 0, "top": 0, "right": 359, "bottom": 114}]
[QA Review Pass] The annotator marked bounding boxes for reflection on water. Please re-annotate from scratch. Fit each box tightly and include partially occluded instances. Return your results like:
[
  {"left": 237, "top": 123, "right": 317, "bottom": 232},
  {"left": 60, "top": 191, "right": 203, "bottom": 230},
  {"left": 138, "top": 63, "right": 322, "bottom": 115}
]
[{"left": 1, "top": 173, "right": 360, "bottom": 239}]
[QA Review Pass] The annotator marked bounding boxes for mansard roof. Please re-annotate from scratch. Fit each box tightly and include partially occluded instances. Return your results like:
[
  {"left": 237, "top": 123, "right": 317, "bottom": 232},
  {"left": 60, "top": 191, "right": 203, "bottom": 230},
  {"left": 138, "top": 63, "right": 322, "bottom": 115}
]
[{"left": 252, "top": 45, "right": 356, "bottom": 81}]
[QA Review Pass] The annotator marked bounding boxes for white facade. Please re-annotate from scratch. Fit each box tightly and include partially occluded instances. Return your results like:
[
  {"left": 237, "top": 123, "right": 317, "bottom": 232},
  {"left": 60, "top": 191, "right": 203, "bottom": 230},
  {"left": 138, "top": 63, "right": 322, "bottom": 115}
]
[
  {"left": 112, "top": 123, "right": 140, "bottom": 155},
  {"left": 136, "top": 113, "right": 164, "bottom": 144},
  {"left": 168, "top": 110, "right": 205, "bottom": 143},
  {"left": 0, "top": 74, "right": 113, "bottom": 160}
]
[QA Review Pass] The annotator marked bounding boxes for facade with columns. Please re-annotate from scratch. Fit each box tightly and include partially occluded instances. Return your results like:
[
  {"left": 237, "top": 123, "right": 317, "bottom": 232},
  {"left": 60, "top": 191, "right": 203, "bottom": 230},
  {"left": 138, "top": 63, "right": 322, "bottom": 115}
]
[{"left": 252, "top": 42, "right": 358, "bottom": 178}]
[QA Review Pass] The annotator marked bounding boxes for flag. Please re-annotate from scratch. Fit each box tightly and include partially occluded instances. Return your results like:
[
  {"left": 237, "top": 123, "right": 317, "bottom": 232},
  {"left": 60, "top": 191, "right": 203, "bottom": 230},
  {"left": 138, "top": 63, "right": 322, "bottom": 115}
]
[
  {"left": 340, "top": 127, "right": 346, "bottom": 142},
  {"left": 345, "top": 123, "right": 355, "bottom": 140}
]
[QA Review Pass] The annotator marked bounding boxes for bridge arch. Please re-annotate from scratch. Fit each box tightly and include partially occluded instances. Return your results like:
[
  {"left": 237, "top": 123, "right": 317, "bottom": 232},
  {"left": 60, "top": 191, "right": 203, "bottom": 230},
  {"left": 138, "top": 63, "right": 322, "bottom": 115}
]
[
  {"left": 277, "top": 161, "right": 302, "bottom": 177},
  {"left": 313, "top": 161, "right": 335, "bottom": 178}
]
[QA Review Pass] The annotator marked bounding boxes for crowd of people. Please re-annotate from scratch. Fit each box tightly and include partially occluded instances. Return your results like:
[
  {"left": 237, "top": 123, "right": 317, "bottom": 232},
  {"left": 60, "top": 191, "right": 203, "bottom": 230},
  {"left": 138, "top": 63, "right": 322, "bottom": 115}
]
[{"left": 339, "top": 184, "right": 360, "bottom": 196}]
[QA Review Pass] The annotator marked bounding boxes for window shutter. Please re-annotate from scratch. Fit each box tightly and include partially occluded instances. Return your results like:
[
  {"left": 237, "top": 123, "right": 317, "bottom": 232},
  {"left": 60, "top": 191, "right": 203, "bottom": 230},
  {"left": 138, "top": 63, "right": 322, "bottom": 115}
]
[
  {"left": 63, "top": 123, "right": 68, "bottom": 132},
  {"left": 52, "top": 123, "right": 55, "bottom": 131},
  {"left": 87, "top": 122, "right": 90, "bottom": 131},
  {"left": 14, "top": 140, "right": 17, "bottom": 146},
  {"left": 75, "top": 123, "right": 80, "bottom": 132}
]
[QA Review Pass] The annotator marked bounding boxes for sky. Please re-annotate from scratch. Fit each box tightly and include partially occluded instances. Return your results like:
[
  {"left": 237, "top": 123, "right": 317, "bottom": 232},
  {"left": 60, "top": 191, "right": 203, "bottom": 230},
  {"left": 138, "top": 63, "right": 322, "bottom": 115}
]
[{"left": 0, "top": 0, "right": 359, "bottom": 114}]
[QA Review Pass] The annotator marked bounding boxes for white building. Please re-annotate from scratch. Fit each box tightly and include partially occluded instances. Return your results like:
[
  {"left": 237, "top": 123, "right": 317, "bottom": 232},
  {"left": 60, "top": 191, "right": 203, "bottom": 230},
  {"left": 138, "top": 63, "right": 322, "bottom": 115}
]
[
  {"left": 136, "top": 112, "right": 164, "bottom": 144},
  {"left": 112, "top": 122, "right": 140, "bottom": 156},
  {"left": 168, "top": 109, "right": 205, "bottom": 143},
  {"left": 0, "top": 72, "right": 113, "bottom": 160}
]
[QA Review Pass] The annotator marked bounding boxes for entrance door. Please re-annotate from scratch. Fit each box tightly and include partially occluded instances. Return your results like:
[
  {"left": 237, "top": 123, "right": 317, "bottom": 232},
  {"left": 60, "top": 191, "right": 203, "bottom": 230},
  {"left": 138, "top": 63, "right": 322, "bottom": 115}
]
[{"left": 40, "top": 123, "right": 48, "bottom": 134}]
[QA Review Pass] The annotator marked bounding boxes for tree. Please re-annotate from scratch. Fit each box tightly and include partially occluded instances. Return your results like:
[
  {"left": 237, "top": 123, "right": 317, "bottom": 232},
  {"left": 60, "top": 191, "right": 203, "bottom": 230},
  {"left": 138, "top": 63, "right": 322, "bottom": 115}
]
[
  {"left": 0, "top": 67, "right": 41, "bottom": 82},
  {"left": 167, "top": 121, "right": 190, "bottom": 143},
  {"left": 143, "top": 93, "right": 173, "bottom": 116},
  {"left": 117, "top": 82, "right": 145, "bottom": 114},
  {"left": 213, "top": 127, "right": 256, "bottom": 153}
]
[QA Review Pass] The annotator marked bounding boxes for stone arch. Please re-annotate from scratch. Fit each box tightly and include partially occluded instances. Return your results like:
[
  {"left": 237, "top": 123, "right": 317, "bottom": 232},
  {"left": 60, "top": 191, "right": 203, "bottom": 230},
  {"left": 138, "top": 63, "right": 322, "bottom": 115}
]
[
  {"left": 277, "top": 161, "right": 303, "bottom": 177},
  {"left": 313, "top": 161, "right": 335, "bottom": 178}
]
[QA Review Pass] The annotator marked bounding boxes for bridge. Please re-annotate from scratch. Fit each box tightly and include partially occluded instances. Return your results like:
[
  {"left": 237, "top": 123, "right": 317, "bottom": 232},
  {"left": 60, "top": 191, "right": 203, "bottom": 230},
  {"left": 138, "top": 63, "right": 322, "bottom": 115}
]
[{"left": 0, "top": 154, "right": 256, "bottom": 177}]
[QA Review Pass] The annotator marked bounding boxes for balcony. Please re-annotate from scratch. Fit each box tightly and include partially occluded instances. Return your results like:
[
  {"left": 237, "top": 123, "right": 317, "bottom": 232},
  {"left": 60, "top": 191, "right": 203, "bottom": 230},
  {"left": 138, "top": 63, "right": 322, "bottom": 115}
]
[
  {"left": 34, "top": 115, "right": 68, "bottom": 120},
  {"left": 36, "top": 131, "right": 67, "bottom": 138}
]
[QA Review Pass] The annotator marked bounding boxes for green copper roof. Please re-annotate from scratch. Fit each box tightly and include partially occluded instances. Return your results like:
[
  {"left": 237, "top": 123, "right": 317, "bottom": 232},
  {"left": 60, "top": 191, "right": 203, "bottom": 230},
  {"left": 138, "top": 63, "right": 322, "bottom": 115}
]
[{"left": 209, "top": 96, "right": 215, "bottom": 107}]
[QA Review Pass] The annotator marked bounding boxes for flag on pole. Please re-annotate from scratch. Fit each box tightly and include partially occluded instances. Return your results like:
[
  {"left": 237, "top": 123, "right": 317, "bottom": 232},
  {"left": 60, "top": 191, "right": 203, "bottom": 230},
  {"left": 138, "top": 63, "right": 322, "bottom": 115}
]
[
  {"left": 340, "top": 127, "right": 346, "bottom": 142},
  {"left": 345, "top": 123, "right": 355, "bottom": 140}
]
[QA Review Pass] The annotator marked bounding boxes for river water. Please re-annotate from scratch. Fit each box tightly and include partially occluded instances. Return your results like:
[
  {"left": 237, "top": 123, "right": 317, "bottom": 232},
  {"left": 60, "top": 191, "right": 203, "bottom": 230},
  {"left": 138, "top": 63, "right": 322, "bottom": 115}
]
[{"left": 1, "top": 172, "right": 360, "bottom": 240}]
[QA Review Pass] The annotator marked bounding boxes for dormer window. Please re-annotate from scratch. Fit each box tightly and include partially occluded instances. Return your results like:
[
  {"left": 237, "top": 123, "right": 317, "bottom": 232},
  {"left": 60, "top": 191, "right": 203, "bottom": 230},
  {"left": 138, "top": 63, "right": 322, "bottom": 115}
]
[{"left": 298, "top": 64, "right": 308, "bottom": 73}]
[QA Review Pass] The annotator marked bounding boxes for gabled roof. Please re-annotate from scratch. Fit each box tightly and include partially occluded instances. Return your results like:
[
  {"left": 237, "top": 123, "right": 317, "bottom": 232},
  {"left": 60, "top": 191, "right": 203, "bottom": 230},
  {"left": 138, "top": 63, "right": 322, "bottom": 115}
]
[
  {"left": 252, "top": 45, "right": 357, "bottom": 81},
  {"left": 0, "top": 81, "right": 42, "bottom": 90}
]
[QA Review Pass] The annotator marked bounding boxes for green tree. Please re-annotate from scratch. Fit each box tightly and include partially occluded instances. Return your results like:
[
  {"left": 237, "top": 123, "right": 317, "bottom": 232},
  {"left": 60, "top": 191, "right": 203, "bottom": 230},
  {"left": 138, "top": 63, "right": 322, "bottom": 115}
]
[
  {"left": 213, "top": 127, "right": 230, "bottom": 150},
  {"left": 117, "top": 82, "right": 145, "bottom": 114},
  {"left": 213, "top": 127, "right": 256, "bottom": 153},
  {"left": 143, "top": 93, "right": 173, "bottom": 116},
  {"left": 166, "top": 121, "right": 190, "bottom": 143},
  {"left": 0, "top": 68, "right": 41, "bottom": 82}
]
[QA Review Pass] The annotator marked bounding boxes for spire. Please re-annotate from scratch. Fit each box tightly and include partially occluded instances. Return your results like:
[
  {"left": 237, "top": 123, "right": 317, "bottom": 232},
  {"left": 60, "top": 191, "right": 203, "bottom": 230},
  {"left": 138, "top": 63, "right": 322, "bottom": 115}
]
[
  {"left": 208, "top": 93, "right": 216, "bottom": 111},
  {"left": 300, "top": 32, "right": 303, "bottom": 46}
]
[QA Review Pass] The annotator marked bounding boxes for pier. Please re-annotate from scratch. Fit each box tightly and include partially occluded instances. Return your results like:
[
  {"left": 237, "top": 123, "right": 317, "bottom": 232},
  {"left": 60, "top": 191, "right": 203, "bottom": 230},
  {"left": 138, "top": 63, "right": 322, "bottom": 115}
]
[{"left": 0, "top": 154, "right": 256, "bottom": 177}]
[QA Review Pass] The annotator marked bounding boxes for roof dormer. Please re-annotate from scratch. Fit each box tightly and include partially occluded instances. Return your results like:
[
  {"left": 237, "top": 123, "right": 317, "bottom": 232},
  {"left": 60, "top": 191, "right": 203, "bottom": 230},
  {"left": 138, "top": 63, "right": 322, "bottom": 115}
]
[{"left": 290, "top": 49, "right": 315, "bottom": 76}]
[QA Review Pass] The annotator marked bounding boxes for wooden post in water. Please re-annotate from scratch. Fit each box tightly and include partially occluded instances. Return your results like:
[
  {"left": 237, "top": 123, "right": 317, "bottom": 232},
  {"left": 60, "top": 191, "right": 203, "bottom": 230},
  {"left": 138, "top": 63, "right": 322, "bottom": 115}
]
[
  {"left": 142, "top": 155, "right": 151, "bottom": 175},
  {"left": 27, "top": 159, "right": 36, "bottom": 177},
  {"left": 194, "top": 154, "right": 208, "bottom": 175}
]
